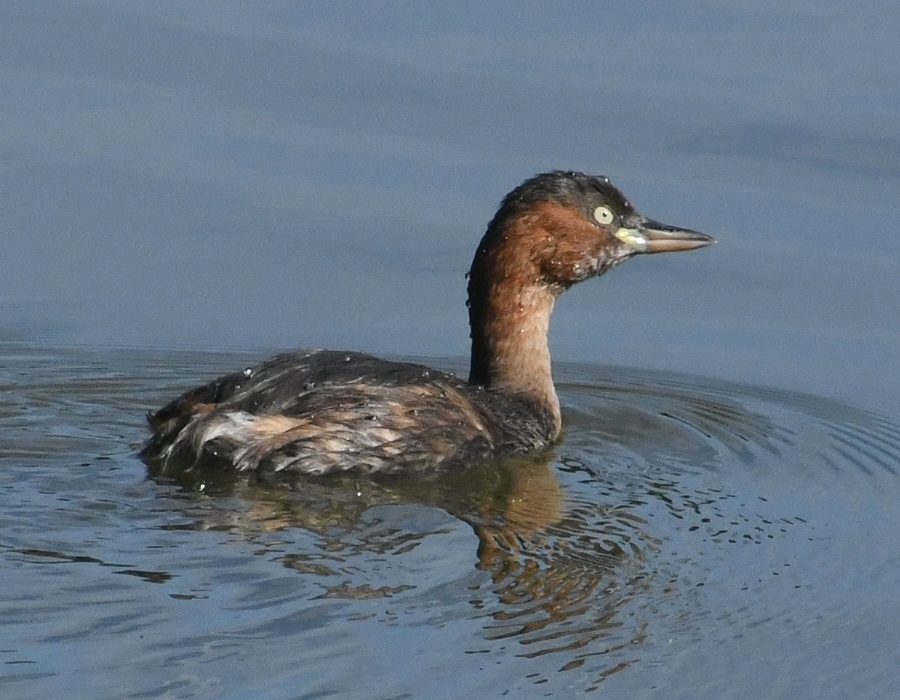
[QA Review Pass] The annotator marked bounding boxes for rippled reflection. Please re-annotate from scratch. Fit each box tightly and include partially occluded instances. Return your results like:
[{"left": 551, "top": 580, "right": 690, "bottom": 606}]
[{"left": 148, "top": 454, "right": 655, "bottom": 682}]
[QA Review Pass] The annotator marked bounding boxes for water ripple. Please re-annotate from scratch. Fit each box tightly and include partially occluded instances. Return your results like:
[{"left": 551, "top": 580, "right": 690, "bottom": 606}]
[{"left": 2, "top": 347, "right": 899, "bottom": 697}]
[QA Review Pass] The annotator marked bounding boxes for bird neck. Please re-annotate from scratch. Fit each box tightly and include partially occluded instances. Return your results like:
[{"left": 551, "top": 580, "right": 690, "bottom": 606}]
[{"left": 467, "top": 224, "right": 562, "bottom": 437}]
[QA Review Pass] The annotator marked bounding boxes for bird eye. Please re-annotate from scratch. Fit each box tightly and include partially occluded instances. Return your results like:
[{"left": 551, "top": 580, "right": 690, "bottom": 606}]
[{"left": 593, "top": 206, "right": 615, "bottom": 225}]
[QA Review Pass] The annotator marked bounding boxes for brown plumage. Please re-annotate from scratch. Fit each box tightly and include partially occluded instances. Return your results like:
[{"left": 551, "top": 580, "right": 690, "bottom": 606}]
[{"left": 143, "top": 170, "right": 714, "bottom": 475}]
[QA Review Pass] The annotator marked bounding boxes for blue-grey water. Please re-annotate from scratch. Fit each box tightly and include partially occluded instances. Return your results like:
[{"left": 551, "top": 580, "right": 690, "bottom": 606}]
[
  {"left": 3, "top": 346, "right": 899, "bottom": 698},
  {"left": 2, "top": 2, "right": 899, "bottom": 699}
]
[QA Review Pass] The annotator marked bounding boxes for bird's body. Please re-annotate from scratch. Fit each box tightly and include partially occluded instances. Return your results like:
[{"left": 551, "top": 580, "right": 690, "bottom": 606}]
[{"left": 144, "top": 349, "right": 555, "bottom": 475}]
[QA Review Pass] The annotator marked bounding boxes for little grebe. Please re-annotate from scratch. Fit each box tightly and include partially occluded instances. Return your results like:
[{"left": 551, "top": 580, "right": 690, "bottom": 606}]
[{"left": 143, "top": 171, "right": 714, "bottom": 475}]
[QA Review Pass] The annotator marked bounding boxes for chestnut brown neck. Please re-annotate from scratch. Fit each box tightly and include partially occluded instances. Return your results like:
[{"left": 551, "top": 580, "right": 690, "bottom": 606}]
[{"left": 467, "top": 206, "right": 574, "bottom": 436}]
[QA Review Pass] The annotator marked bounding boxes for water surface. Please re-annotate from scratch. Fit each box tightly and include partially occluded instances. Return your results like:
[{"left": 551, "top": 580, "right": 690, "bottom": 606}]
[
  {"left": 2, "top": 346, "right": 898, "bottom": 698},
  {"left": 1, "top": 2, "right": 899, "bottom": 698},
  {"left": 1, "top": 0, "right": 898, "bottom": 408}
]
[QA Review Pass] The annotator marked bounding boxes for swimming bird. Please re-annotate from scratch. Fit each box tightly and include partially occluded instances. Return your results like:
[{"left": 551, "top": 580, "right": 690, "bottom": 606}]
[{"left": 143, "top": 170, "right": 715, "bottom": 475}]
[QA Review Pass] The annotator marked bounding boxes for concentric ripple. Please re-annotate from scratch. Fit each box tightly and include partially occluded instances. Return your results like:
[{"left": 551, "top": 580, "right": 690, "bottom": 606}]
[{"left": 451, "top": 368, "right": 900, "bottom": 691}]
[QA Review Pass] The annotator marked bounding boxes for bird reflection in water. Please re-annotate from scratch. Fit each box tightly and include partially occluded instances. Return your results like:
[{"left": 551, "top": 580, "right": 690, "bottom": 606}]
[{"left": 148, "top": 450, "right": 656, "bottom": 680}]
